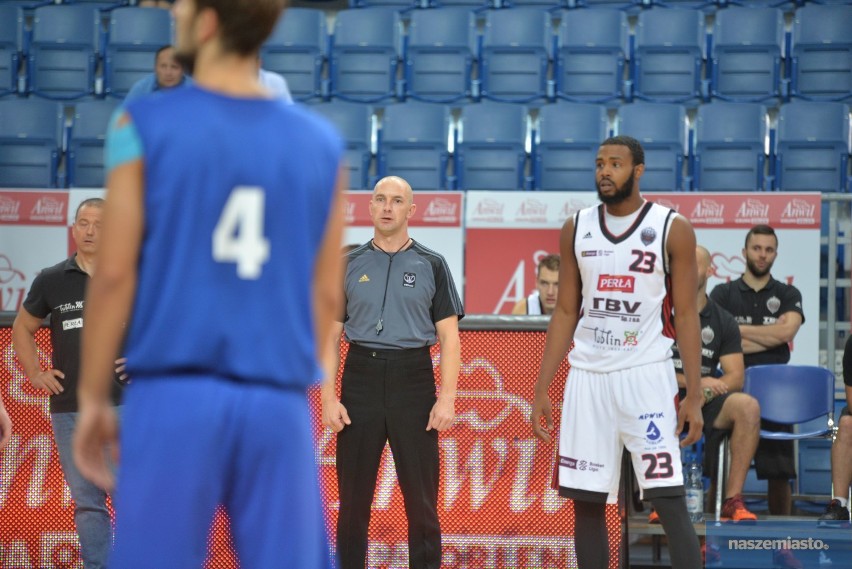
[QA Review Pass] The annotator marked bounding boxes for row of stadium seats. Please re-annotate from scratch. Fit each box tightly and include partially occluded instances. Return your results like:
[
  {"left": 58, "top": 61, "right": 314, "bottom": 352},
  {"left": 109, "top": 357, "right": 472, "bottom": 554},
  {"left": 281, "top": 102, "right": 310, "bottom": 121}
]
[
  {"left": 2, "top": 3, "right": 850, "bottom": 103},
  {"left": 2, "top": 97, "right": 848, "bottom": 192},
  {"left": 0, "top": 4, "right": 172, "bottom": 99}
]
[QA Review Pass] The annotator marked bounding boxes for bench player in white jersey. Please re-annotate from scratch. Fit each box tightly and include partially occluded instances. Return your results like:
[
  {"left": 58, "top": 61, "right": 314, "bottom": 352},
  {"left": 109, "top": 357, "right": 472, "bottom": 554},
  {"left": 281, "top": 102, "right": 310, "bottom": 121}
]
[{"left": 531, "top": 136, "right": 704, "bottom": 569}]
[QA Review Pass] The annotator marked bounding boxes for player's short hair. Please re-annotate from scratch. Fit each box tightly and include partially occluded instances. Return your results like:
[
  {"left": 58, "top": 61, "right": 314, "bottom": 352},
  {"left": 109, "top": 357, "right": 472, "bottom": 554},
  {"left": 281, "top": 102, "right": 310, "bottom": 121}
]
[
  {"left": 75, "top": 197, "right": 104, "bottom": 221},
  {"left": 195, "top": 0, "right": 287, "bottom": 56},
  {"left": 600, "top": 135, "right": 645, "bottom": 166},
  {"left": 537, "top": 254, "right": 560, "bottom": 275},
  {"left": 745, "top": 224, "right": 777, "bottom": 248}
]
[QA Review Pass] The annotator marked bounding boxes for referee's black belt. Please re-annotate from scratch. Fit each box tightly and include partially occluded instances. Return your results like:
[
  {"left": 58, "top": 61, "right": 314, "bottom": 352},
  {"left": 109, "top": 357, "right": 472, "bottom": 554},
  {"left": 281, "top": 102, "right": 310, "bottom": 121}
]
[{"left": 347, "top": 342, "right": 430, "bottom": 360}]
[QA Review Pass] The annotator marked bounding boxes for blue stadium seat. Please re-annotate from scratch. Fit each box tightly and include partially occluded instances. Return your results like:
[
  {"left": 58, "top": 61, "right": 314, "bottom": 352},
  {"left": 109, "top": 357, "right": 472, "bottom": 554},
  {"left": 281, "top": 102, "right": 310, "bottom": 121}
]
[
  {"left": 710, "top": 7, "right": 784, "bottom": 102},
  {"left": 694, "top": 102, "right": 768, "bottom": 192},
  {"left": 310, "top": 101, "right": 374, "bottom": 190},
  {"left": 27, "top": 5, "right": 99, "bottom": 99},
  {"left": 404, "top": 8, "right": 476, "bottom": 103},
  {"left": 0, "top": 5, "right": 22, "bottom": 97},
  {"left": 433, "top": 0, "right": 490, "bottom": 8},
  {"left": 632, "top": 8, "right": 705, "bottom": 103},
  {"left": 790, "top": 4, "right": 852, "bottom": 102},
  {"left": 480, "top": 9, "right": 553, "bottom": 103},
  {"left": 0, "top": 98, "right": 63, "bottom": 188},
  {"left": 616, "top": 103, "right": 687, "bottom": 192},
  {"left": 349, "top": 0, "right": 420, "bottom": 8},
  {"left": 555, "top": 8, "right": 628, "bottom": 103},
  {"left": 456, "top": 102, "right": 528, "bottom": 191},
  {"left": 260, "top": 8, "right": 327, "bottom": 102},
  {"left": 104, "top": 7, "right": 173, "bottom": 98},
  {"left": 378, "top": 102, "right": 451, "bottom": 190},
  {"left": 775, "top": 102, "right": 851, "bottom": 193},
  {"left": 67, "top": 99, "right": 119, "bottom": 188},
  {"left": 534, "top": 102, "right": 608, "bottom": 191},
  {"left": 330, "top": 9, "right": 401, "bottom": 103}
]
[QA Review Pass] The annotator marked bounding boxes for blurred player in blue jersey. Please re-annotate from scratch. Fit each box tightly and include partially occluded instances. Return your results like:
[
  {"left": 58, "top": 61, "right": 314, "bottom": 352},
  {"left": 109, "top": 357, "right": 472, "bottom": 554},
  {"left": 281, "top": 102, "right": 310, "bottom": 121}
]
[{"left": 72, "top": 0, "right": 347, "bottom": 568}]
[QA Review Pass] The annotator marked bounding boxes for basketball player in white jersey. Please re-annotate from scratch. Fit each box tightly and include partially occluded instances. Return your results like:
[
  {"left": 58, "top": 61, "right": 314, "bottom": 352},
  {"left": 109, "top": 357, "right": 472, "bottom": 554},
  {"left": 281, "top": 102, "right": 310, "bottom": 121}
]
[{"left": 531, "top": 136, "right": 704, "bottom": 569}]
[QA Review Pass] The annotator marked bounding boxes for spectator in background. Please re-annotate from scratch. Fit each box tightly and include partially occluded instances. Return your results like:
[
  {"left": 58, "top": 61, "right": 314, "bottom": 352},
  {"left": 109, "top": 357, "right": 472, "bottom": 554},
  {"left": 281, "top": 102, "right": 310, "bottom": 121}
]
[
  {"left": 257, "top": 56, "right": 292, "bottom": 102},
  {"left": 710, "top": 224, "right": 804, "bottom": 516},
  {"left": 512, "top": 254, "right": 560, "bottom": 316},
  {"left": 818, "top": 334, "right": 852, "bottom": 526},
  {"left": 124, "top": 45, "right": 191, "bottom": 104}
]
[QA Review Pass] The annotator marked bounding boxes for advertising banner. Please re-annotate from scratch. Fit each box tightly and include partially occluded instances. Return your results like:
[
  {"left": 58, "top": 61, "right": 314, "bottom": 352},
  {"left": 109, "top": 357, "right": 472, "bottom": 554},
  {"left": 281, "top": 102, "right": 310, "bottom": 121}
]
[
  {"left": 464, "top": 192, "right": 821, "bottom": 365},
  {"left": 0, "top": 328, "right": 626, "bottom": 569}
]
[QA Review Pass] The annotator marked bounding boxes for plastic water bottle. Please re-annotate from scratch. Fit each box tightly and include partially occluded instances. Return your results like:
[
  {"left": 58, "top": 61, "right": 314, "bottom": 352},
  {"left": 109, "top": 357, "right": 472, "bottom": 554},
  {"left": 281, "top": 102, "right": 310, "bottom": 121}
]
[{"left": 684, "top": 461, "right": 705, "bottom": 523}]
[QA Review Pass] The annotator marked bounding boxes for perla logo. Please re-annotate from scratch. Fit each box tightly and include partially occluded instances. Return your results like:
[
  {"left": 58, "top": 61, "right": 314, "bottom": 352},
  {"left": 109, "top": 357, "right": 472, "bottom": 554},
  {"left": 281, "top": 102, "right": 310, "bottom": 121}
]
[
  {"left": 343, "top": 201, "right": 356, "bottom": 223},
  {"left": 515, "top": 199, "right": 547, "bottom": 221}
]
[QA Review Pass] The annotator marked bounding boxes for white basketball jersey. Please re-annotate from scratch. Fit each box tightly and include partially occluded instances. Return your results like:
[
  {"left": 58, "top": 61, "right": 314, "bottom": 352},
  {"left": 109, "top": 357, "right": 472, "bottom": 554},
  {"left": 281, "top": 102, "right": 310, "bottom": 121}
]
[{"left": 570, "top": 201, "right": 677, "bottom": 372}]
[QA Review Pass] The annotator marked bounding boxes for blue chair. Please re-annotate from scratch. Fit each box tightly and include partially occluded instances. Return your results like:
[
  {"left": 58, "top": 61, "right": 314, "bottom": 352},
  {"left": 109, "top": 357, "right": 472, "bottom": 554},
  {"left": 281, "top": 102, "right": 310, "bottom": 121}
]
[
  {"left": 776, "top": 102, "right": 851, "bottom": 193},
  {"left": 743, "top": 365, "right": 836, "bottom": 441},
  {"left": 790, "top": 4, "right": 852, "bottom": 102},
  {"left": 616, "top": 103, "right": 687, "bottom": 192},
  {"left": 104, "top": 7, "right": 173, "bottom": 99},
  {"left": 632, "top": 8, "right": 705, "bottom": 103},
  {"left": 260, "top": 8, "right": 327, "bottom": 102},
  {"left": 27, "top": 5, "right": 100, "bottom": 99},
  {"left": 378, "top": 102, "right": 451, "bottom": 191},
  {"left": 433, "top": 0, "right": 490, "bottom": 8},
  {"left": 555, "top": 8, "right": 627, "bottom": 103},
  {"left": 710, "top": 7, "right": 784, "bottom": 102},
  {"left": 404, "top": 8, "right": 476, "bottom": 103},
  {"left": 330, "top": 9, "right": 401, "bottom": 103},
  {"left": 480, "top": 9, "right": 553, "bottom": 103},
  {"left": 310, "top": 101, "right": 374, "bottom": 190},
  {"left": 0, "top": 98, "right": 63, "bottom": 188},
  {"left": 0, "top": 5, "right": 22, "bottom": 97},
  {"left": 67, "top": 99, "right": 120, "bottom": 188},
  {"left": 534, "top": 102, "right": 608, "bottom": 191},
  {"left": 349, "top": 0, "right": 419, "bottom": 7},
  {"left": 694, "top": 102, "right": 767, "bottom": 192},
  {"left": 456, "top": 102, "right": 528, "bottom": 191}
]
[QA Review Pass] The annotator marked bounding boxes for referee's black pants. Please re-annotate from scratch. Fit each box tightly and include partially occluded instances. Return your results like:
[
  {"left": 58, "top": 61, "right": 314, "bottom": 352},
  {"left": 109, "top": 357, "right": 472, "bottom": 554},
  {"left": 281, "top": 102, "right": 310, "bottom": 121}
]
[{"left": 336, "top": 343, "right": 441, "bottom": 569}]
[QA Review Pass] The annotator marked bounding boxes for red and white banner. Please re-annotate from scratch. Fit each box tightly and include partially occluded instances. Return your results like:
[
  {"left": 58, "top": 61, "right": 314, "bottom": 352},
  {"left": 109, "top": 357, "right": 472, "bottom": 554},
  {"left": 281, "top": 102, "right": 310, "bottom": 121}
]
[
  {"left": 464, "top": 192, "right": 821, "bottom": 365},
  {"left": 0, "top": 328, "right": 628, "bottom": 569}
]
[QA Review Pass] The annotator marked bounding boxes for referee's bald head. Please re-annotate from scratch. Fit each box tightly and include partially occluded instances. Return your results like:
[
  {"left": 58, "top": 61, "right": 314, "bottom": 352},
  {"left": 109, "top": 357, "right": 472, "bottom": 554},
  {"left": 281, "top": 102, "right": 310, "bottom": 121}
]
[{"left": 374, "top": 176, "right": 413, "bottom": 204}]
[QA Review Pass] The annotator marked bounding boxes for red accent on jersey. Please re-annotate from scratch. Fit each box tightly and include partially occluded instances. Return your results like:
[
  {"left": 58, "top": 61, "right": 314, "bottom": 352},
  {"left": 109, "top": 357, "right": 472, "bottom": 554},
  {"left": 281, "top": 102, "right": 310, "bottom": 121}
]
[{"left": 661, "top": 274, "right": 676, "bottom": 340}]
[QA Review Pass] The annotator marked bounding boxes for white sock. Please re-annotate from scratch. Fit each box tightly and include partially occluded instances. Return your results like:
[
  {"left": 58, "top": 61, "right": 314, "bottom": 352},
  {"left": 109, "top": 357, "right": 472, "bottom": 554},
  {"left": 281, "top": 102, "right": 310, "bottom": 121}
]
[{"left": 833, "top": 497, "right": 848, "bottom": 508}]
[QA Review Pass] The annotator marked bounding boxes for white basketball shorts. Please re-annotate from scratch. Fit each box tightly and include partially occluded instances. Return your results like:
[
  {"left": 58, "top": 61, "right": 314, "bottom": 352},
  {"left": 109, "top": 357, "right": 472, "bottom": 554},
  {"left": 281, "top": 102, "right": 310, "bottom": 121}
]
[{"left": 556, "top": 360, "right": 684, "bottom": 504}]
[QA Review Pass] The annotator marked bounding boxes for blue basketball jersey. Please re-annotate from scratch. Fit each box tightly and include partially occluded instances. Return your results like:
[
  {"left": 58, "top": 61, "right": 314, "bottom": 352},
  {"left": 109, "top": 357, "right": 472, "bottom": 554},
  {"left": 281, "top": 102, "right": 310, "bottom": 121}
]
[{"left": 115, "top": 86, "right": 342, "bottom": 388}]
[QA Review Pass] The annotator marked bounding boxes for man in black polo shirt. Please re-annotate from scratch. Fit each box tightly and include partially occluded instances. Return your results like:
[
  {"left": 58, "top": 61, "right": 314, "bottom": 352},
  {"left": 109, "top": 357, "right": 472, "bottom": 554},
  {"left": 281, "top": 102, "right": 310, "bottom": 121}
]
[
  {"left": 710, "top": 224, "right": 804, "bottom": 516},
  {"left": 322, "top": 176, "right": 463, "bottom": 569},
  {"left": 12, "top": 198, "right": 122, "bottom": 569}
]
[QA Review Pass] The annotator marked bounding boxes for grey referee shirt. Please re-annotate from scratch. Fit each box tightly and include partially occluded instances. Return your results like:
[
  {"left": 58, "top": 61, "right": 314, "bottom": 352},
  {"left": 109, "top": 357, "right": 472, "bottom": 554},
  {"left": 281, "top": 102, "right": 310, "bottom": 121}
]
[{"left": 342, "top": 240, "right": 464, "bottom": 350}]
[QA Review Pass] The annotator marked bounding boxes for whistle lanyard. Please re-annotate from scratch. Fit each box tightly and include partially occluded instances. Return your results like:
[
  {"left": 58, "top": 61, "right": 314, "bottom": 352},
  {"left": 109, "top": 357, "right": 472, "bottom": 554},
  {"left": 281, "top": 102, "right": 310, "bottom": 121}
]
[{"left": 373, "top": 239, "right": 411, "bottom": 335}]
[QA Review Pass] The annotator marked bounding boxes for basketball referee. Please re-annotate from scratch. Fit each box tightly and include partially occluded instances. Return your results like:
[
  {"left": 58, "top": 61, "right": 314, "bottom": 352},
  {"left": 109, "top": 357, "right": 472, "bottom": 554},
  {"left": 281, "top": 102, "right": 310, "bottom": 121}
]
[{"left": 322, "top": 176, "right": 464, "bottom": 569}]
